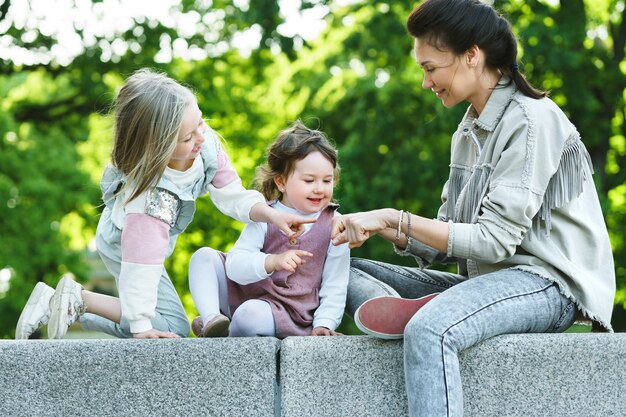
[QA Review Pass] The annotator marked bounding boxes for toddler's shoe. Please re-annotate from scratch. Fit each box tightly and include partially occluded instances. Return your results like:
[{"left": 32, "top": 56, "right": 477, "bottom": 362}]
[
  {"left": 15, "top": 282, "right": 55, "bottom": 339},
  {"left": 354, "top": 293, "right": 439, "bottom": 339},
  {"left": 191, "top": 316, "right": 202, "bottom": 336},
  {"left": 47, "top": 274, "right": 87, "bottom": 339},
  {"left": 191, "top": 314, "right": 230, "bottom": 338}
]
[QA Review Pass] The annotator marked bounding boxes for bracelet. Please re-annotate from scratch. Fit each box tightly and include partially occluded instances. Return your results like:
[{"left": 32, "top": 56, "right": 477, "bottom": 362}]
[
  {"left": 406, "top": 211, "right": 412, "bottom": 241},
  {"left": 396, "top": 210, "right": 404, "bottom": 240}
]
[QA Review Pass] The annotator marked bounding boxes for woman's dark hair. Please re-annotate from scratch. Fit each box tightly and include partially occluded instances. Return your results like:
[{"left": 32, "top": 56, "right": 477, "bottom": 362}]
[
  {"left": 255, "top": 120, "right": 340, "bottom": 201},
  {"left": 406, "top": 0, "right": 546, "bottom": 99}
]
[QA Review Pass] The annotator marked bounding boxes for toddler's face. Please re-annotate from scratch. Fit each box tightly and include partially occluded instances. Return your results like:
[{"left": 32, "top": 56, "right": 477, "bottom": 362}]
[{"left": 277, "top": 151, "right": 335, "bottom": 214}]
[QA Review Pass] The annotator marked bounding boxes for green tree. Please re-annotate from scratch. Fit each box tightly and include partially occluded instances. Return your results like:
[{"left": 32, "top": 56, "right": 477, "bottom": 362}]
[{"left": 0, "top": 0, "right": 624, "bottom": 337}]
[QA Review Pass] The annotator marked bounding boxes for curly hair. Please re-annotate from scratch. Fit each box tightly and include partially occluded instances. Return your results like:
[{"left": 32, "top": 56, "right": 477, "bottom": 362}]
[{"left": 255, "top": 120, "right": 340, "bottom": 202}]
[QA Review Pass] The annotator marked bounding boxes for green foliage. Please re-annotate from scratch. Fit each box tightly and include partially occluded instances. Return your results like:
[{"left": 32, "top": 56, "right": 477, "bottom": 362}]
[
  {"left": 0, "top": 71, "right": 97, "bottom": 337},
  {"left": 1, "top": 0, "right": 625, "bottom": 337}
]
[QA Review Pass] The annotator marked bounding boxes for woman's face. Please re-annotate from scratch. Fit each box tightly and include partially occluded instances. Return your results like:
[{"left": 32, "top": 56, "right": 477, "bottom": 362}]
[{"left": 414, "top": 38, "right": 476, "bottom": 108}]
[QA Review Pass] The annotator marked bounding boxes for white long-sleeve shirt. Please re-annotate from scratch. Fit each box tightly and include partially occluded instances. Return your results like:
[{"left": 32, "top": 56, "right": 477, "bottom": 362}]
[{"left": 226, "top": 201, "right": 350, "bottom": 331}]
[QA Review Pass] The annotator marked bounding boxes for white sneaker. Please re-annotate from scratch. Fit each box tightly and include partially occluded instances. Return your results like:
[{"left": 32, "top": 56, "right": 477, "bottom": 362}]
[
  {"left": 15, "top": 282, "right": 55, "bottom": 339},
  {"left": 47, "top": 274, "right": 87, "bottom": 339}
]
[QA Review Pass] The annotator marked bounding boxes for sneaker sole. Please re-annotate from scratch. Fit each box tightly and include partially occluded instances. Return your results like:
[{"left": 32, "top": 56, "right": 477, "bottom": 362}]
[
  {"left": 354, "top": 293, "right": 439, "bottom": 339},
  {"left": 48, "top": 276, "right": 78, "bottom": 339},
  {"left": 191, "top": 316, "right": 203, "bottom": 337},
  {"left": 15, "top": 282, "right": 51, "bottom": 340},
  {"left": 201, "top": 316, "right": 230, "bottom": 338}
]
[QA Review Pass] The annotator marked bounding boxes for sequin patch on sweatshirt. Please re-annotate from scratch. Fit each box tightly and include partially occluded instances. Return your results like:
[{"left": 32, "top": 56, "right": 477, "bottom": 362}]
[{"left": 145, "top": 188, "right": 179, "bottom": 227}]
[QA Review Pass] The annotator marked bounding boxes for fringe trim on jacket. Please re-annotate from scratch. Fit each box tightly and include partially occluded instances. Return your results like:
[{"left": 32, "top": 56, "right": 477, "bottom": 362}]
[
  {"left": 446, "top": 136, "right": 593, "bottom": 237},
  {"left": 533, "top": 136, "right": 594, "bottom": 236}
]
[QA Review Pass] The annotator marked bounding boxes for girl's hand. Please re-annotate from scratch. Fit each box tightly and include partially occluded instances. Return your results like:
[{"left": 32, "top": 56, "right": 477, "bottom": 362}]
[
  {"left": 311, "top": 326, "right": 343, "bottom": 336},
  {"left": 271, "top": 211, "right": 316, "bottom": 238},
  {"left": 250, "top": 203, "right": 316, "bottom": 238},
  {"left": 331, "top": 209, "right": 395, "bottom": 248},
  {"left": 266, "top": 250, "right": 313, "bottom": 273},
  {"left": 132, "top": 329, "right": 180, "bottom": 339}
]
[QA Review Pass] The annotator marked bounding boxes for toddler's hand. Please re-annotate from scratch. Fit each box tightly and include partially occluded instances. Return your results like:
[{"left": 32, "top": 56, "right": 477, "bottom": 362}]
[
  {"left": 311, "top": 326, "right": 343, "bottom": 336},
  {"left": 266, "top": 250, "right": 313, "bottom": 273}
]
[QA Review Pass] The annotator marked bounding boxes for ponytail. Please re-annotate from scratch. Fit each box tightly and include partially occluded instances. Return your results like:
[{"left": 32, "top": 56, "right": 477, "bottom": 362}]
[{"left": 508, "top": 63, "right": 547, "bottom": 99}]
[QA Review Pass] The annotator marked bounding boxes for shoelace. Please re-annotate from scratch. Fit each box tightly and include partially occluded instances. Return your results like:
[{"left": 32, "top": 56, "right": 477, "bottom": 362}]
[{"left": 64, "top": 299, "right": 87, "bottom": 325}]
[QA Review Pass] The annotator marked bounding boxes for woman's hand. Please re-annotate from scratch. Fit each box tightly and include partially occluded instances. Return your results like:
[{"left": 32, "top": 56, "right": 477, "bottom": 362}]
[
  {"left": 331, "top": 209, "right": 396, "bottom": 248},
  {"left": 133, "top": 329, "right": 180, "bottom": 339},
  {"left": 266, "top": 249, "right": 313, "bottom": 273}
]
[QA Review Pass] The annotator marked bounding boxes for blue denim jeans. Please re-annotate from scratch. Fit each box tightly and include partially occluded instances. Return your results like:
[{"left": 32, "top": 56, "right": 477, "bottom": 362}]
[{"left": 348, "top": 258, "right": 577, "bottom": 417}]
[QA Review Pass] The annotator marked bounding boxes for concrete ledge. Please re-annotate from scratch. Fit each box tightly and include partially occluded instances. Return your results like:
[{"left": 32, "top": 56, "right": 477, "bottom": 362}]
[
  {"left": 2, "top": 334, "right": 624, "bottom": 416},
  {"left": 461, "top": 333, "right": 626, "bottom": 416},
  {"left": 280, "top": 333, "right": 626, "bottom": 417},
  {"left": 0, "top": 338, "right": 280, "bottom": 417},
  {"left": 280, "top": 336, "right": 406, "bottom": 417}
]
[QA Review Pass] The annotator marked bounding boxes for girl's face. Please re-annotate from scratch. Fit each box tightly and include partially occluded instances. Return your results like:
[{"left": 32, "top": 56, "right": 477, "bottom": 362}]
[
  {"left": 169, "top": 101, "right": 207, "bottom": 171},
  {"left": 414, "top": 38, "right": 478, "bottom": 109},
  {"left": 275, "top": 151, "right": 335, "bottom": 214}
]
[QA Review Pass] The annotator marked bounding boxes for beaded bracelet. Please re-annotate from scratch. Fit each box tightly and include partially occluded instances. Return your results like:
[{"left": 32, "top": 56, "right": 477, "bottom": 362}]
[{"left": 396, "top": 210, "right": 404, "bottom": 240}]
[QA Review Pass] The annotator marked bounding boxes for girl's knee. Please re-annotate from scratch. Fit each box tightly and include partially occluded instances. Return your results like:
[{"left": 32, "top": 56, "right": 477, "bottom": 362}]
[
  {"left": 230, "top": 300, "right": 273, "bottom": 337},
  {"left": 172, "top": 319, "right": 191, "bottom": 338},
  {"left": 154, "top": 316, "right": 190, "bottom": 338},
  {"left": 190, "top": 247, "right": 220, "bottom": 265},
  {"left": 230, "top": 302, "right": 258, "bottom": 334}
]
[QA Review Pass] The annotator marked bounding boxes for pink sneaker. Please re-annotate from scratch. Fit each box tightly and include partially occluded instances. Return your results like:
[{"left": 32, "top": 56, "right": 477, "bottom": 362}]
[
  {"left": 191, "top": 314, "right": 230, "bottom": 338},
  {"left": 354, "top": 293, "right": 439, "bottom": 339}
]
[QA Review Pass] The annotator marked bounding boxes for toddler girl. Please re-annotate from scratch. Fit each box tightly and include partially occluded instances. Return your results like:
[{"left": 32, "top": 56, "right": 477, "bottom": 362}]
[{"left": 189, "top": 120, "right": 349, "bottom": 338}]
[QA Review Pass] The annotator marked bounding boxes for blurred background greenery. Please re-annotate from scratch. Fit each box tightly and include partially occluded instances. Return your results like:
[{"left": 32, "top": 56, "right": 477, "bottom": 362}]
[{"left": 1, "top": 0, "right": 625, "bottom": 338}]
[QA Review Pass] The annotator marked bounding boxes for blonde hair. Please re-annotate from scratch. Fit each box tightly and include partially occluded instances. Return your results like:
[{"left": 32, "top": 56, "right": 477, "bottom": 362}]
[
  {"left": 112, "top": 68, "right": 195, "bottom": 203},
  {"left": 255, "top": 120, "right": 340, "bottom": 201}
]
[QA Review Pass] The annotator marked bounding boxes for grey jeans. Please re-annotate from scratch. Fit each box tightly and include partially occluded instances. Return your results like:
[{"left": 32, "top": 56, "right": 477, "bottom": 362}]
[
  {"left": 348, "top": 258, "right": 578, "bottom": 417},
  {"left": 79, "top": 252, "right": 190, "bottom": 338}
]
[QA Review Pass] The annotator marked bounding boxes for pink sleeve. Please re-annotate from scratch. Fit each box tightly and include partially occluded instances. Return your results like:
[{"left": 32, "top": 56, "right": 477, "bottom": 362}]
[
  {"left": 211, "top": 145, "right": 240, "bottom": 189},
  {"left": 121, "top": 214, "right": 170, "bottom": 264}
]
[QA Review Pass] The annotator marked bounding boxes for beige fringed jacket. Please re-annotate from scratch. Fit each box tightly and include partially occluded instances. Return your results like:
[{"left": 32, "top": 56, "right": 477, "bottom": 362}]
[{"left": 402, "top": 77, "right": 615, "bottom": 331}]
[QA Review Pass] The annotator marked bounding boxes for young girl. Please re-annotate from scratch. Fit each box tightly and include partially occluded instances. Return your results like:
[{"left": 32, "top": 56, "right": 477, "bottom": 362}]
[
  {"left": 15, "top": 69, "right": 312, "bottom": 340},
  {"left": 188, "top": 120, "right": 349, "bottom": 338}
]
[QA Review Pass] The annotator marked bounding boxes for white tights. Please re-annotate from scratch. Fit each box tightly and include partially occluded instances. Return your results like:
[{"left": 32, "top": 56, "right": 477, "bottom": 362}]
[{"left": 188, "top": 247, "right": 276, "bottom": 337}]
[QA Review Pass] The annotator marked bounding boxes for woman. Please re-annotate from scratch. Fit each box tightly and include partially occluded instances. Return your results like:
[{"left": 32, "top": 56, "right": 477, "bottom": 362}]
[{"left": 331, "top": 0, "right": 615, "bottom": 416}]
